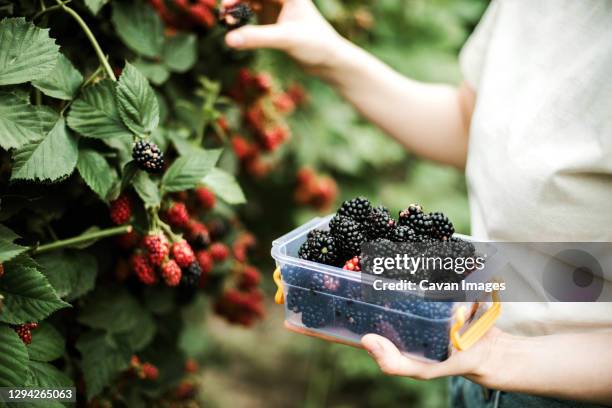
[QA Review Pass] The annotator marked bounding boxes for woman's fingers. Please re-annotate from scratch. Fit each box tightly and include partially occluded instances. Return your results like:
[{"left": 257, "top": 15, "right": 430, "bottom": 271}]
[
  {"left": 225, "top": 24, "right": 291, "bottom": 50},
  {"left": 362, "top": 334, "right": 467, "bottom": 379}
]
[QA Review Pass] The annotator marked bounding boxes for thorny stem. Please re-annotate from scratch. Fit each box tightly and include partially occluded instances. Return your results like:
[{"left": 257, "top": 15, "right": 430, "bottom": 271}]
[
  {"left": 32, "top": 225, "right": 132, "bottom": 254},
  {"left": 33, "top": 0, "right": 71, "bottom": 21},
  {"left": 54, "top": 0, "right": 116, "bottom": 81}
]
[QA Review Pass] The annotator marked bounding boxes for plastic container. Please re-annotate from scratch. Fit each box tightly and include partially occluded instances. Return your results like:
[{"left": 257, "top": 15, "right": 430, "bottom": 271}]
[{"left": 271, "top": 215, "right": 501, "bottom": 362}]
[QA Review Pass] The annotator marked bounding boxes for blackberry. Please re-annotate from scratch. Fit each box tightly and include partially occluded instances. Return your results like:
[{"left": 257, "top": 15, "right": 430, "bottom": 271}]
[
  {"left": 334, "top": 300, "right": 371, "bottom": 335},
  {"left": 330, "top": 216, "right": 366, "bottom": 258},
  {"left": 328, "top": 214, "right": 349, "bottom": 233},
  {"left": 337, "top": 196, "right": 372, "bottom": 223},
  {"left": 421, "top": 323, "right": 450, "bottom": 361},
  {"left": 181, "top": 261, "right": 202, "bottom": 287},
  {"left": 429, "top": 212, "right": 455, "bottom": 241},
  {"left": 309, "top": 272, "right": 342, "bottom": 293},
  {"left": 364, "top": 206, "right": 396, "bottom": 239},
  {"left": 132, "top": 140, "right": 164, "bottom": 173},
  {"left": 389, "top": 225, "right": 417, "bottom": 243},
  {"left": 286, "top": 287, "right": 333, "bottom": 328},
  {"left": 220, "top": 3, "right": 253, "bottom": 28},
  {"left": 398, "top": 204, "right": 432, "bottom": 238},
  {"left": 298, "top": 230, "right": 340, "bottom": 266}
]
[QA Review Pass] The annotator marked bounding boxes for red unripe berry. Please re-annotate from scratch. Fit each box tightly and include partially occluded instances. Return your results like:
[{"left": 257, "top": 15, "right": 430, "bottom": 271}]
[
  {"left": 239, "top": 265, "right": 261, "bottom": 289},
  {"left": 195, "top": 186, "right": 216, "bottom": 210},
  {"left": 209, "top": 242, "right": 229, "bottom": 262},
  {"left": 184, "top": 359, "right": 199, "bottom": 373},
  {"left": 273, "top": 93, "right": 295, "bottom": 114},
  {"left": 343, "top": 256, "right": 361, "bottom": 272},
  {"left": 143, "top": 233, "right": 170, "bottom": 266},
  {"left": 196, "top": 250, "right": 213, "bottom": 275},
  {"left": 171, "top": 240, "right": 195, "bottom": 267},
  {"left": 0, "top": 263, "right": 4, "bottom": 278},
  {"left": 142, "top": 363, "right": 159, "bottom": 380},
  {"left": 232, "top": 135, "right": 254, "bottom": 161},
  {"left": 110, "top": 195, "right": 132, "bottom": 225},
  {"left": 14, "top": 323, "right": 37, "bottom": 345},
  {"left": 253, "top": 73, "right": 272, "bottom": 93},
  {"left": 161, "top": 259, "right": 182, "bottom": 287},
  {"left": 166, "top": 202, "right": 190, "bottom": 228},
  {"left": 115, "top": 230, "right": 140, "bottom": 251},
  {"left": 130, "top": 253, "right": 157, "bottom": 285}
]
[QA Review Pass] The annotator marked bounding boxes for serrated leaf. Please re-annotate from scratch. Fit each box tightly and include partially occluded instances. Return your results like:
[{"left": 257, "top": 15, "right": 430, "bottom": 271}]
[
  {"left": 116, "top": 63, "right": 159, "bottom": 134},
  {"left": 36, "top": 250, "right": 97, "bottom": 301},
  {"left": 0, "top": 224, "right": 27, "bottom": 263},
  {"left": 0, "top": 256, "right": 70, "bottom": 325},
  {"left": 26, "top": 360, "right": 72, "bottom": 389},
  {"left": 114, "top": 310, "right": 155, "bottom": 352},
  {"left": 0, "top": 326, "right": 28, "bottom": 387},
  {"left": 163, "top": 34, "right": 197, "bottom": 73},
  {"left": 132, "top": 60, "right": 169, "bottom": 86},
  {"left": 67, "top": 79, "right": 132, "bottom": 139},
  {"left": 120, "top": 160, "right": 139, "bottom": 192},
  {"left": 77, "top": 148, "right": 116, "bottom": 201},
  {"left": 0, "top": 18, "right": 59, "bottom": 85},
  {"left": 78, "top": 287, "right": 141, "bottom": 333},
  {"left": 0, "top": 92, "right": 46, "bottom": 150},
  {"left": 161, "top": 150, "right": 221, "bottom": 193},
  {"left": 85, "top": 0, "right": 109, "bottom": 14},
  {"left": 28, "top": 322, "right": 64, "bottom": 362},
  {"left": 76, "top": 331, "right": 131, "bottom": 400},
  {"left": 133, "top": 171, "right": 160, "bottom": 208},
  {"left": 32, "top": 54, "right": 82, "bottom": 100},
  {"left": 111, "top": 1, "right": 164, "bottom": 58},
  {"left": 202, "top": 168, "right": 246, "bottom": 204},
  {"left": 11, "top": 117, "right": 78, "bottom": 182}
]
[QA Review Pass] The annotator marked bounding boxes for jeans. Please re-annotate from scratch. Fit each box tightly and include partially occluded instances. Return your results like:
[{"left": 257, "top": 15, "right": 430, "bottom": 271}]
[{"left": 450, "top": 377, "right": 607, "bottom": 408}]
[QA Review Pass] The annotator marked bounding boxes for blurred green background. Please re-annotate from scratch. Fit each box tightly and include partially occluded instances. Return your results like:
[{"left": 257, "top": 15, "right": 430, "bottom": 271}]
[{"left": 202, "top": 0, "right": 487, "bottom": 406}]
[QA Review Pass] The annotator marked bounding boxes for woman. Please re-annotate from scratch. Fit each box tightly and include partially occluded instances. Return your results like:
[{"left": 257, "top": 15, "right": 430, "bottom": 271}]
[{"left": 223, "top": 0, "right": 612, "bottom": 406}]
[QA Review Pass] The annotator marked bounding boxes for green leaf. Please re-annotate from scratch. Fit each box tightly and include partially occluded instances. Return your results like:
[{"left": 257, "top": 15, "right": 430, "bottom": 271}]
[
  {"left": 77, "top": 148, "right": 116, "bottom": 201},
  {"left": 163, "top": 34, "right": 197, "bottom": 73},
  {"left": 0, "top": 256, "right": 70, "bottom": 325},
  {"left": 76, "top": 331, "right": 130, "bottom": 400},
  {"left": 202, "top": 168, "right": 246, "bottom": 204},
  {"left": 114, "top": 310, "right": 155, "bottom": 352},
  {"left": 32, "top": 54, "right": 83, "bottom": 100},
  {"left": 67, "top": 79, "right": 132, "bottom": 139},
  {"left": 133, "top": 171, "right": 161, "bottom": 208},
  {"left": 85, "top": 0, "right": 109, "bottom": 14},
  {"left": 0, "top": 18, "right": 59, "bottom": 85},
  {"left": 36, "top": 250, "right": 97, "bottom": 301},
  {"left": 11, "top": 117, "right": 78, "bottom": 182},
  {"left": 132, "top": 60, "right": 169, "bottom": 86},
  {"left": 116, "top": 63, "right": 159, "bottom": 134},
  {"left": 28, "top": 322, "right": 64, "bottom": 362},
  {"left": 78, "top": 287, "right": 141, "bottom": 333},
  {"left": 0, "top": 224, "right": 27, "bottom": 263},
  {"left": 120, "top": 160, "right": 139, "bottom": 193},
  {"left": 111, "top": 1, "right": 164, "bottom": 58},
  {"left": 0, "top": 92, "right": 47, "bottom": 150},
  {"left": 26, "top": 360, "right": 72, "bottom": 389},
  {"left": 0, "top": 326, "right": 28, "bottom": 387},
  {"left": 161, "top": 150, "right": 221, "bottom": 193}
]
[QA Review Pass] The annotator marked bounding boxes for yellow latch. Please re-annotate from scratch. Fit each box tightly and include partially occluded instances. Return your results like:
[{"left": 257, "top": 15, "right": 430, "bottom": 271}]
[
  {"left": 450, "top": 291, "right": 500, "bottom": 351},
  {"left": 273, "top": 267, "right": 284, "bottom": 304}
]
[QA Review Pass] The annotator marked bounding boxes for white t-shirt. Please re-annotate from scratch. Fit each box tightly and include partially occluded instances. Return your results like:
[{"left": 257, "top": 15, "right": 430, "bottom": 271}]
[{"left": 460, "top": 0, "right": 612, "bottom": 335}]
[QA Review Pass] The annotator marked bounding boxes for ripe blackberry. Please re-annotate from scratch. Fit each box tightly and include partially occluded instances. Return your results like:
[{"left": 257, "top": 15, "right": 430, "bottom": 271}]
[
  {"left": 429, "top": 212, "right": 455, "bottom": 241},
  {"left": 301, "top": 301, "right": 332, "bottom": 328},
  {"left": 389, "top": 225, "right": 418, "bottom": 243},
  {"left": 131, "top": 253, "right": 157, "bottom": 285},
  {"left": 186, "top": 220, "right": 211, "bottom": 249},
  {"left": 337, "top": 197, "right": 372, "bottom": 223},
  {"left": 364, "top": 206, "right": 396, "bottom": 240},
  {"left": 327, "top": 214, "right": 348, "bottom": 233},
  {"left": 421, "top": 324, "right": 451, "bottom": 361},
  {"left": 219, "top": 3, "right": 253, "bottom": 28},
  {"left": 143, "top": 233, "right": 169, "bottom": 266},
  {"left": 132, "top": 140, "right": 164, "bottom": 173},
  {"left": 335, "top": 300, "right": 371, "bottom": 334},
  {"left": 298, "top": 230, "right": 340, "bottom": 266},
  {"left": 330, "top": 216, "right": 366, "bottom": 258},
  {"left": 309, "top": 272, "right": 342, "bottom": 293},
  {"left": 181, "top": 261, "right": 202, "bottom": 287},
  {"left": 171, "top": 240, "right": 196, "bottom": 267},
  {"left": 162, "top": 259, "right": 182, "bottom": 287},
  {"left": 398, "top": 204, "right": 432, "bottom": 238},
  {"left": 110, "top": 194, "right": 132, "bottom": 225}
]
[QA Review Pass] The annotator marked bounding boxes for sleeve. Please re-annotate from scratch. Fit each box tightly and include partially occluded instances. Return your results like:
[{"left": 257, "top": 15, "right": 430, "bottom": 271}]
[{"left": 459, "top": 0, "right": 500, "bottom": 90}]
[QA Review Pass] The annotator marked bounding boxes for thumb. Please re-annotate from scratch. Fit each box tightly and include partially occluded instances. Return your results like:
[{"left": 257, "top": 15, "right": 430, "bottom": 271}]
[
  {"left": 362, "top": 334, "right": 410, "bottom": 376},
  {"left": 225, "top": 24, "right": 291, "bottom": 50}
]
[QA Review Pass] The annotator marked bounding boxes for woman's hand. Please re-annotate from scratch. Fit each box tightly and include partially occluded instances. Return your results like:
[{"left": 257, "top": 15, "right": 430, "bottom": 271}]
[
  {"left": 361, "top": 328, "right": 503, "bottom": 384},
  {"left": 223, "top": 0, "right": 348, "bottom": 72}
]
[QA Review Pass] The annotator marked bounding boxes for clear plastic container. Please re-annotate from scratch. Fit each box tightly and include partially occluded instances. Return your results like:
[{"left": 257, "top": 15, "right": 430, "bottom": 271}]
[{"left": 271, "top": 215, "right": 501, "bottom": 362}]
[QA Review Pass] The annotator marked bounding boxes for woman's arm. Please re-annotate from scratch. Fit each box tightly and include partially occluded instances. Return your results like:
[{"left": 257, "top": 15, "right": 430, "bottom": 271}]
[
  {"left": 362, "top": 329, "right": 612, "bottom": 406},
  {"left": 224, "top": 0, "right": 474, "bottom": 168}
]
